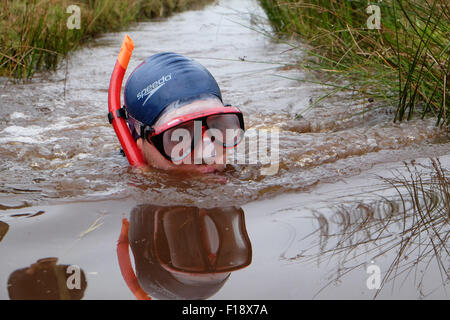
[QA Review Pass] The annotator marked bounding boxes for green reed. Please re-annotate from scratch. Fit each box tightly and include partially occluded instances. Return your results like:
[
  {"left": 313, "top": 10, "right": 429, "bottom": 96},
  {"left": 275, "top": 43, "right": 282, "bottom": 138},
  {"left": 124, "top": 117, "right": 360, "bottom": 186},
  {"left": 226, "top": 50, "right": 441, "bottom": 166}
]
[
  {"left": 259, "top": 0, "right": 449, "bottom": 127},
  {"left": 0, "top": 0, "right": 213, "bottom": 79}
]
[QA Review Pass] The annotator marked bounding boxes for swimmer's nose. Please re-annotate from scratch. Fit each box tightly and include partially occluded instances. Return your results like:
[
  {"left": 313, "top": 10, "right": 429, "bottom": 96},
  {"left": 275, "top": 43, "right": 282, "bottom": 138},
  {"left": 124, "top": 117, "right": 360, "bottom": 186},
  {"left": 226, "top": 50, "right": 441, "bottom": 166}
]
[
  {"left": 193, "top": 134, "right": 216, "bottom": 164},
  {"left": 202, "top": 135, "right": 216, "bottom": 163}
]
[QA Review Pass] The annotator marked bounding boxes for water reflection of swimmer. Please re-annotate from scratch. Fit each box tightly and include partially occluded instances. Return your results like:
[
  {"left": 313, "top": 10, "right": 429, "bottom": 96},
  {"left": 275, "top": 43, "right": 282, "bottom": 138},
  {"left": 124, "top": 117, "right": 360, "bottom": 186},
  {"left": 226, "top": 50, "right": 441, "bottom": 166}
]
[
  {"left": 117, "top": 205, "right": 252, "bottom": 300},
  {"left": 7, "top": 257, "right": 87, "bottom": 300},
  {"left": 0, "top": 221, "right": 8, "bottom": 243}
]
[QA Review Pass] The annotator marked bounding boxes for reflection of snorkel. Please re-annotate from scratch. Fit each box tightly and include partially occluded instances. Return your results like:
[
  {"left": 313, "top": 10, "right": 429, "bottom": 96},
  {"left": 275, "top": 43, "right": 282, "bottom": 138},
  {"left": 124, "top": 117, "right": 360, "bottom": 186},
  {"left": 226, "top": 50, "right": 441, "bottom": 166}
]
[
  {"left": 117, "top": 219, "right": 151, "bottom": 300},
  {"left": 108, "top": 35, "right": 145, "bottom": 167},
  {"left": 117, "top": 205, "right": 252, "bottom": 300}
]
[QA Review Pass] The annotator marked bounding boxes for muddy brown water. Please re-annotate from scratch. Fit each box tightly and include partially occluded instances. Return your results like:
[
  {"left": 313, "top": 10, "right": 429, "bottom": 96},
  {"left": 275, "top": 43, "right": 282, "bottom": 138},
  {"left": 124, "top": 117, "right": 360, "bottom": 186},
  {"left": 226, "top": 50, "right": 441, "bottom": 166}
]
[{"left": 0, "top": 0, "right": 448, "bottom": 299}]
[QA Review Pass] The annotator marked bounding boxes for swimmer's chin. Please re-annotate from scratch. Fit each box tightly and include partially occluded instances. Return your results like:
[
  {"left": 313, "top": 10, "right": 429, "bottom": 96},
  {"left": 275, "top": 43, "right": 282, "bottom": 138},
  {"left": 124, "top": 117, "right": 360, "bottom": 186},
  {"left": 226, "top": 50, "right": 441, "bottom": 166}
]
[
  {"left": 178, "top": 163, "right": 225, "bottom": 174},
  {"left": 138, "top": 163, "right": 225, "bottom": 174},
  {"left": 198, "top": 165, "right": 224, "bottom": 174}
]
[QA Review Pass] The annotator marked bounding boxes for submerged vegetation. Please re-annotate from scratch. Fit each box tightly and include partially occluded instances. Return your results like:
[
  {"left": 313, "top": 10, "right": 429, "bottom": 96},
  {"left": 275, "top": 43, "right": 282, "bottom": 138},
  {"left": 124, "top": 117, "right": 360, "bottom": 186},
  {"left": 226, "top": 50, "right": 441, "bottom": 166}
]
[
  {"left": 0, "top": 0, "right": 213, "bottom": 78},
  {"left": 259, "top": 0, "right": 450, "bottom": 126}
]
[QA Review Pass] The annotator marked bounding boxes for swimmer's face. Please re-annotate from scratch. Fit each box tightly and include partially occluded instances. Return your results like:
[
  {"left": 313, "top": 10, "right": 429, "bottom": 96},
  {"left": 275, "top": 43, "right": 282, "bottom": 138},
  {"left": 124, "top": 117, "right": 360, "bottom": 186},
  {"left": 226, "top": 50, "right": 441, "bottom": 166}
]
[{"left": 137, "top": 99, "right": 227, "bottom": 174}]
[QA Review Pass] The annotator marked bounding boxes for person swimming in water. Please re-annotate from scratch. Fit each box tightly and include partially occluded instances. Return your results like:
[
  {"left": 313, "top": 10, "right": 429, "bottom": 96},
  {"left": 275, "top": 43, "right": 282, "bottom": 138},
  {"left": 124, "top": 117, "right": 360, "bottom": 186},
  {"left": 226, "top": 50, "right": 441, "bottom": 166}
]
[{"left": 122, "top": 52, "right": 245, "bottom": 174}]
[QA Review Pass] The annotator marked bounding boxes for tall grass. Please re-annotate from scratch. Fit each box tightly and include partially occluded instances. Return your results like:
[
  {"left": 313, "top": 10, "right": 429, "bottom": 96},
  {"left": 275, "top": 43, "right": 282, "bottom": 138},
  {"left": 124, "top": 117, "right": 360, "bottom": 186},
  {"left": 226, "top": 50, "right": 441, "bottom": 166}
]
[
  {"left": 0, "top": 0, "right": 213, "bottom": 79},
  {"left": 259, "top": 0, "right": 450, "bottom": 127}
]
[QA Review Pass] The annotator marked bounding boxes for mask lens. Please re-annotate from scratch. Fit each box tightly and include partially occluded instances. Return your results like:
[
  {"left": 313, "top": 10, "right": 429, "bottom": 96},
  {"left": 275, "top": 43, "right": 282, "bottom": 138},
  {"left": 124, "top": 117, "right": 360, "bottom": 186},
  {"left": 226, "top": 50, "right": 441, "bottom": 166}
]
[
  {"left": 206, "top": 114, "right": 244, "bottom": 147},
  {"left": 162, "top": 121, "right": 195, "bottom": 161}
]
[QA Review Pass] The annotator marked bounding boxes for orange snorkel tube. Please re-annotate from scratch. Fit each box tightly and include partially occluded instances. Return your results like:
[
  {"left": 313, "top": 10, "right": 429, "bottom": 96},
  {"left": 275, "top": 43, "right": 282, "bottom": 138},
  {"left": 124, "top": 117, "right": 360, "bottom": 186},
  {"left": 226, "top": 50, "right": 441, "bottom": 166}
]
[
  {"left": 117, "top": 218, "right": 151, "bottom": 300},
  {"left": 108, "top": 35, "right": 146, "bottom": 167}
]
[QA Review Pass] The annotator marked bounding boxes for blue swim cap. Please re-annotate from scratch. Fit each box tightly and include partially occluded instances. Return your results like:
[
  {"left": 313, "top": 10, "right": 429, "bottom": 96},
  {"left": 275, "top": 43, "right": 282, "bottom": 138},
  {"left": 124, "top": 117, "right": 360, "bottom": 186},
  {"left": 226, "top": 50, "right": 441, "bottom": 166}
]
[{"left": 124, "top": 52, "right": 222, "bottom": 126}]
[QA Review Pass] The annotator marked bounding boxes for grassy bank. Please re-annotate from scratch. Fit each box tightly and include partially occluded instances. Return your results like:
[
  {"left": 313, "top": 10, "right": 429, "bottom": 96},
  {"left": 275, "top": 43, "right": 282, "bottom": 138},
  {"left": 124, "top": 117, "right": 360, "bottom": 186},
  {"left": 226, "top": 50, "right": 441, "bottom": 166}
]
[
  {"left": 259, "top": 0, "right": 449, "bottom": 127},
  {"left": 0, "top": 0, "right": 213, "bottom": 79}
]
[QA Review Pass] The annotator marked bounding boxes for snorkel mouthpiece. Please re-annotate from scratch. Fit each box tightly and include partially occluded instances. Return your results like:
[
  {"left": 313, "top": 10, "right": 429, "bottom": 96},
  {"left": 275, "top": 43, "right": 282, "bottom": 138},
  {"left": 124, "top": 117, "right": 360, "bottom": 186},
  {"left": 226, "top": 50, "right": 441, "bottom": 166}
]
[{"left": 108, "top": 35, "right": 146, "bottom": 167}]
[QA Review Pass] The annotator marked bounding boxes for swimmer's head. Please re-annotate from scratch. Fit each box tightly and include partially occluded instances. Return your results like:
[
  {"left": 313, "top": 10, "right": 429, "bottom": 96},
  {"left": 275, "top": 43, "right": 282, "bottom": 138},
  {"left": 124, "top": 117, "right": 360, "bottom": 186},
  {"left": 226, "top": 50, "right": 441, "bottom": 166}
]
[{"left": 124, "top": 53, "right": 245, "bottom": 173}]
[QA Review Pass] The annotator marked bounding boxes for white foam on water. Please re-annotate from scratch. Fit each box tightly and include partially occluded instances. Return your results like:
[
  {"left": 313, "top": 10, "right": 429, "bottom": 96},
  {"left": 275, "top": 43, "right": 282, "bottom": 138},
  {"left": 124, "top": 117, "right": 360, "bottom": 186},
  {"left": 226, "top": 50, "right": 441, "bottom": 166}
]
[{"left": 10, "top": 112, "right": 29, "bottom": 120}]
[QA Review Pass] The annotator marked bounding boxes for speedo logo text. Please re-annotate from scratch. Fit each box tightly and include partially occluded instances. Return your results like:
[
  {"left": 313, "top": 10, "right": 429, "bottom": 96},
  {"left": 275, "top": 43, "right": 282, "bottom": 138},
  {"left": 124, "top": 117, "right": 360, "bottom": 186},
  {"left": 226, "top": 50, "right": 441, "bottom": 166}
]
[{"left": 137, "top": 73, "right": 172, "bottom": 105}]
